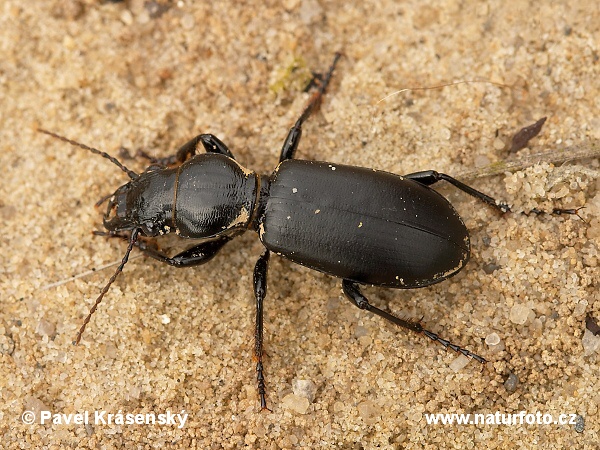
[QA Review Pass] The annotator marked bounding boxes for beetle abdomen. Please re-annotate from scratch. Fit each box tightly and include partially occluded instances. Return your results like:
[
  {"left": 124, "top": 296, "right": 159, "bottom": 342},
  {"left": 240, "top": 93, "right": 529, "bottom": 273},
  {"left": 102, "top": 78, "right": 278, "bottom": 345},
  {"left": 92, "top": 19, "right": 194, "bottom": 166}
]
[{"left": 260, "top": 160, "right": 470, "bottom": 288}]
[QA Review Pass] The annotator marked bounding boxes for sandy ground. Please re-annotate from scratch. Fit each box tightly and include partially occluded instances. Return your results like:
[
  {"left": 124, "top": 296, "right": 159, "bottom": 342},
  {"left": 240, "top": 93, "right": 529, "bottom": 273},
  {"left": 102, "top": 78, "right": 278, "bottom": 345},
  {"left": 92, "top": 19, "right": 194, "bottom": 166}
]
[{"left": 1, "top": 0, "right": 599, "bottom": 448}]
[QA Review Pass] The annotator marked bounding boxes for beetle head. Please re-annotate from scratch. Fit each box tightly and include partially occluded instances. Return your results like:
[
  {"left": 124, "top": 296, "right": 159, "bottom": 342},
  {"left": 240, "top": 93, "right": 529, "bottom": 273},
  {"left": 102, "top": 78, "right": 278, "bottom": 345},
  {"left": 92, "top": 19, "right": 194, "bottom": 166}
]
[
  {"left": 103, "top": 172, "right": 175, "bottom": 237},
  {"left": 103, "top": 183, "right": 142, "bottom": 233}
]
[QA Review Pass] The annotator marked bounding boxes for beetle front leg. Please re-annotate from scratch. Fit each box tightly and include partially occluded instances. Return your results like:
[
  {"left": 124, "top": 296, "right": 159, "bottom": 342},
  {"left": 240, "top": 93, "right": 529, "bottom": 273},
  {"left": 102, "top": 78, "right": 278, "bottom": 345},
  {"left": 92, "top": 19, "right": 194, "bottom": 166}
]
[
  {"left": 253, "top": 250, "right": 271, "bottom": 411},
  {"left": 342, "top": 280, "right": 486, "bottom": 364},
  {"left": 95, "top": 231, "right": 231, "bottom": 267},
  {"left": 279, "top": 53, "right": 341, "bottom": 162},
  {"left": 140, "top": 133, "right": 235, "bottom": 166}
]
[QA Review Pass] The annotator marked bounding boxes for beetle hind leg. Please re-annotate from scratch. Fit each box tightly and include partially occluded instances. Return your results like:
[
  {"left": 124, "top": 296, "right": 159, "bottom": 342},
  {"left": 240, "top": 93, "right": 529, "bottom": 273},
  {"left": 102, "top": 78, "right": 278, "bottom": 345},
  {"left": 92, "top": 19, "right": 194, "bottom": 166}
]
[{"left": 342, "top": 280, "right": 486, "bottom": 364}]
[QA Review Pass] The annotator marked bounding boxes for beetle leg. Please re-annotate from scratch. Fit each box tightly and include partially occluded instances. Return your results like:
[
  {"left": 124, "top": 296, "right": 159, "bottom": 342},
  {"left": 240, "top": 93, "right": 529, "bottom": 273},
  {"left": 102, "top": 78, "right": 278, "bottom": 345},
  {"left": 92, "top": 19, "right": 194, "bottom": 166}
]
[
  {"left": 197, "top": 134, "right": 235, "bottom": 159},
  {"left": 404, "top": 170, "right": 510, "bottom": 212},
  {"left": 279, "top": 52, "right": 341, "bottom": 162},
  {"left": 342, "top": 280, "right": 487, "bottom": 364},
  {"left": 94, "top": 231, "right": 231, "bottom": 267},
  {"left": 405, "top": 170, "right": 579, "bottom": 216},
  {"left": 139, "top": 133, "right": 236, "bottom": 166},
  {"left": 253, "top": 250, "right": 271, "bottom": 411},
  {"left": 135, "top": 238, "right": 232, "bottom": 267}
]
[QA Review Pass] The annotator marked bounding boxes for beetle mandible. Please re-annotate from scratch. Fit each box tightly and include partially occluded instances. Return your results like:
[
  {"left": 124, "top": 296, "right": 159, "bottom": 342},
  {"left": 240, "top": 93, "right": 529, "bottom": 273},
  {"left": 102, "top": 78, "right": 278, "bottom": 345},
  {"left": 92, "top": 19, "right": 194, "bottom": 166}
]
[{"left": 40, "top": 53, "right": 579, "bottom": 410}]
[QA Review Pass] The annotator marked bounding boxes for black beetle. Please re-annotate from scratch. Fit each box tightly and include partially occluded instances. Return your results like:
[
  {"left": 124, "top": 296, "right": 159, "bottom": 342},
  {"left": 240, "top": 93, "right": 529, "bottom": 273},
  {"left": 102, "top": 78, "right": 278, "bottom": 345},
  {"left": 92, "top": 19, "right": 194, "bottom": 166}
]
[{"left": 40, "top": 53, "right": 578, "bottom": 410}]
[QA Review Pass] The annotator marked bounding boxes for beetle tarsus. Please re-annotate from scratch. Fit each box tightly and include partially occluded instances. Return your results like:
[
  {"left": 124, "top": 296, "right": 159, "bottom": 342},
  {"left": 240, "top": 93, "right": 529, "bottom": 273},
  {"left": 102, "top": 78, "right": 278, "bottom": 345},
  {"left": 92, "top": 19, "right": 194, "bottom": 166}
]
[
  {"left": 256, "top": 361, "right": 271, "bottom": 412},
  {"left": 527, "top": 206, "right": 586, "bottom": 222},
  {"left": 421, "top": 330, "right": 487, "bottom": 364},
  {"left": 342, "top": 280, "right": 486, "bottom": 364}
]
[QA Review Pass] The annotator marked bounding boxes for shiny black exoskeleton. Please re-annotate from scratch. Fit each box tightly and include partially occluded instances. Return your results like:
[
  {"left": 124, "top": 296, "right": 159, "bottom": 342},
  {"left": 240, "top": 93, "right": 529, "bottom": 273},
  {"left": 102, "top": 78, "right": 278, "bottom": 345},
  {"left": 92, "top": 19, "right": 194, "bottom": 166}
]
[{"left": 39, "top": 54, "right": 578, "bottom": 410}]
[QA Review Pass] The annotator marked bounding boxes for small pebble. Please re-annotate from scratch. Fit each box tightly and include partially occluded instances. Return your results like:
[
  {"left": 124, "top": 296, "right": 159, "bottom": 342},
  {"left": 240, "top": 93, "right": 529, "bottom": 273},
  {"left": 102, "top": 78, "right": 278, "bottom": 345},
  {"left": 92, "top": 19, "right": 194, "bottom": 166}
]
[
  {"left": 24, "top": 397, "right": 50, "bottom": 424},
  {"left": 180, "top": 13, "right": 195, "bottom": 30},
  {"left": 482, "top": 262, "right": 501, "bottom": 274},
  {"left": 299, "top": 0, "right": 323, "bottom": 24},
  {"left": 36, "top": 319, "right": 56, "bottom": 337},
  {"left": 449, "top": 354, "right": 470, "bottom": 372},
  {"left": 282, "top": 394, "right": 310, "bottom": 414},
  {"left": 582, "top": 329, "right": 600, "bottom": 356},
  {"left": 504, "top": 373, "right": 519, "bottom": 393},
  {"left": 574, "top": 415, "right": 585, "bottom": 433},
  {"left": 509, "top": 304, "right": 531, "bottom": 325},
  {"left": 0, "top": 334, "right": 15, "bottom": 355},
  {"left": 292, "top": 379, "right": 317, "bottom": 403},
  {"left": 492, "top": 137, "right": 506, "bottom": 151},
  {"left": 354, "top": 325, "right": 369, "bottom": 338},
  {"left": 485, "top": 332, "right": 505, "bottom": 353},
  {"left": 357, "top": 400, "right": 381, "bottom": 425},
  {"left": 485, "top": 332, "right": 500, "bottom": 346},
  {"left": 104, "top": 343, "right": 118, "bottom": 359}
]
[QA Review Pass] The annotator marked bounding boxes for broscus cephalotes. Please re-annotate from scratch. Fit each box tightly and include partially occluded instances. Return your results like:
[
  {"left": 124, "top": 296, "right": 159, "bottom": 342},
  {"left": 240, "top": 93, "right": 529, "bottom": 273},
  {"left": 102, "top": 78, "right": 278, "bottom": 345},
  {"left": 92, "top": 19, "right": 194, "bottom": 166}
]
[{"left": 40, "top": 53, "right": 580, "bottom": 410}]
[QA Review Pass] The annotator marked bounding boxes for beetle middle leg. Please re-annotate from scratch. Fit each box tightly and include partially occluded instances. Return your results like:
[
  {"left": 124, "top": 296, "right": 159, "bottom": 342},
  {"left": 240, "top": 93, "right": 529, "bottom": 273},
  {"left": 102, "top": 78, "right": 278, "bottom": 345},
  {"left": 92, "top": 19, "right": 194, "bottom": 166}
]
[
  {"left": 405, "top": 170, "right": 580, "bottom": 216},
  {"left": 279, "top": 52, "right": 342, "bottom": 162},
  {"left": 342, "top": 280, "right": 487, "bottom": 363},
  {"left": 253, "top": 250, "right": 271, "bottom": 410}
]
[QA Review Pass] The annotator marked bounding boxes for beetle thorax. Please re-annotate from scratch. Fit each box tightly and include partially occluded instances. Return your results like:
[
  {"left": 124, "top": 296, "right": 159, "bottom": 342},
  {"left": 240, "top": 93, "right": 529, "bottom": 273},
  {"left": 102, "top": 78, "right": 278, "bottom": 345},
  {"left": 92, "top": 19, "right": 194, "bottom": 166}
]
[{"left": 104, "top": 154, "right": 259, "bottom": 239}]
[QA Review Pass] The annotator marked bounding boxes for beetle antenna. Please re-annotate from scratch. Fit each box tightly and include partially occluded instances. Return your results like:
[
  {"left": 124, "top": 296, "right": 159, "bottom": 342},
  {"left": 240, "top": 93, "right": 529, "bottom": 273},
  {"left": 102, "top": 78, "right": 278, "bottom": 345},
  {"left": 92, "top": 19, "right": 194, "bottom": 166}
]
[
  {"left": 73, "top": 229, "right": 140, "bottom": 345},
  {"left": 38, "top": 128, "right": 139, "bottom": 180}
]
